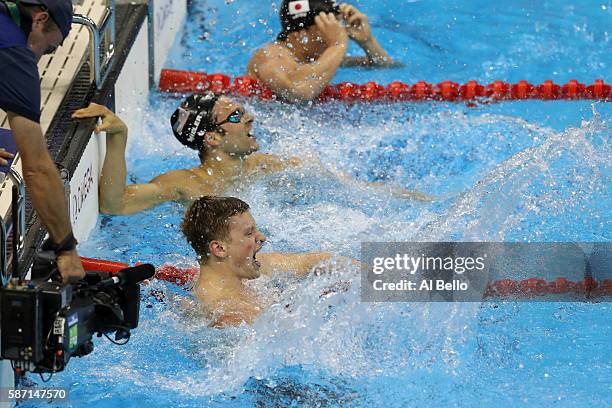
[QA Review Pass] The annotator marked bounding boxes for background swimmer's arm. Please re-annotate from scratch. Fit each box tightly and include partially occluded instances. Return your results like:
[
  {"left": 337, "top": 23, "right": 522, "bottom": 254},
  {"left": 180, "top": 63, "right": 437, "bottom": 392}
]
[
  {"left": 244, "top": 153, "right": 301, "bottom": 174},
  {"left": 339, "top": 3, "right": 395, "bottom": 67},
  {"left": 355, "top": 38, "right": 395, "bottom": 67},
  {"left": 341, "top": 56, "right": 404, "bottom": 68},
  {"left": 253, "top": 45, "right": 346, "bottom": 102},
  {"left": 252, "top": 13, "right": 348, "bottom": 102},
  {"left": 258, "top": 252, "right": 333, "bottom": 277}
]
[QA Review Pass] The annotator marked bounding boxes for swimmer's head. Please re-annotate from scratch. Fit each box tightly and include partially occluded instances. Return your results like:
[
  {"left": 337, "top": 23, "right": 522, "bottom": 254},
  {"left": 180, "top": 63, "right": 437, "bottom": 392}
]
[
  {"left": 170, "top": 92, "right": 258, "bottom": 160},
  {"left": 278, "top": 0, "right": 340, "bottom": 41},
  {"left": 182, "top": 196, "right": 266, "bottom": 279}
]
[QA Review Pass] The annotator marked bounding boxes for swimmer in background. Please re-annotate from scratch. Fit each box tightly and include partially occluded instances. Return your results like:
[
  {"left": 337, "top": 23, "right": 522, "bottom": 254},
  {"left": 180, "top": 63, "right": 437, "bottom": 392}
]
[
  {"left": 247, "top": 1, "right": 397, "bottom": 102},
  {"left": 72, "top": 94, "right": 429, "bottom": 215},
  {"left": 182, "top": 195, "right": 351, "bottom": 327}
]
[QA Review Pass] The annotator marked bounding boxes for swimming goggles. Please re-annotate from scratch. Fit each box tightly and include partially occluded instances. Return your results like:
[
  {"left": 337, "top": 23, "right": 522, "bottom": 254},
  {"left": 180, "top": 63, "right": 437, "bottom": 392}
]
[{"left": 215, "top": 109, "right": 244, "bottom": 127}]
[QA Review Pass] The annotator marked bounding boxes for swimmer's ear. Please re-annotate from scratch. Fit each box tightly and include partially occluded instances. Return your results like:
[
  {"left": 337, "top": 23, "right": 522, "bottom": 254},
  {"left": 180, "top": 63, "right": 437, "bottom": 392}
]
[
  {"left": 204, "top": 131, "right": 223, "bottom": 148},
  {"left": 209, "top": 240, "right": 228, "bottom": 259}
]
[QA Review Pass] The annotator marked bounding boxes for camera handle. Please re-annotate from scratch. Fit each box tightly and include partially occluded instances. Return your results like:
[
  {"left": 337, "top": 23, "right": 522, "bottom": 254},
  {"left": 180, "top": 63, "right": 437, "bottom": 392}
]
[{"left": 30, "top": 249, "right": 63, "bottom": 283}]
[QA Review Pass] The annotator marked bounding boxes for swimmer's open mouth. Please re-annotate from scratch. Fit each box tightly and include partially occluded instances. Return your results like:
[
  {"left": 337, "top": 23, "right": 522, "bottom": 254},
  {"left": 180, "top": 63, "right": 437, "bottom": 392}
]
[
  {"left": 248, "top": 130, "right": 256, "bottom": 139},
  {"left": 253, "top": 251, "right": 261, "bottom": 269}
]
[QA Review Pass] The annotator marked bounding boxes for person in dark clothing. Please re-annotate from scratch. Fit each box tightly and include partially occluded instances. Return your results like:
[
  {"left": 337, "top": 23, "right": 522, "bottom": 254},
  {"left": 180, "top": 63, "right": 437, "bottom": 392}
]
[{"left": 0, "top": 0, "right": 84, "bottom": 282}]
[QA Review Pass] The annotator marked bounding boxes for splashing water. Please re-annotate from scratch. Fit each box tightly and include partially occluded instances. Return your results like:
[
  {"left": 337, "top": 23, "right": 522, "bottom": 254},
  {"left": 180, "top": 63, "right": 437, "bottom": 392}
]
[{"left": 37, "top": 0, "right": 612, "bottom": 404}]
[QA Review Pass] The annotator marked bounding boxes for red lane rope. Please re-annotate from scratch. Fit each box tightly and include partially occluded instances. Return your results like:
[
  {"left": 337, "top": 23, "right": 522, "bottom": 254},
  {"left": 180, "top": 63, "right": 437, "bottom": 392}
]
[
  {"left": 154, "top": 264, "right": 198, "bottom": 286},
  {"left": 80, "top": 258, "right": 612, "bottom": 297},
  {"left": 154, "top": 263, "right": 612, "bottom": 298},
  {"left": 485, "top": 277, "right": 612, "bottom": 298},
  {"left": 158, "top": 69, "right": 611, "bottom": 102}
]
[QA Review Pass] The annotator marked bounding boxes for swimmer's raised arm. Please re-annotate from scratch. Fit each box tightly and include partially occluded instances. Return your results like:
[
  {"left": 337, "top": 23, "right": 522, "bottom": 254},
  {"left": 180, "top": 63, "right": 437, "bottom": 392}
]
[
  {"left": 250, "top": 13, "right": 348, "bottom": 102},
  {"left": 73, "top": 104, "right": 196, "bottom": 215},
  {"left": 257, "top": 252, "right": 333, "bottom": 277},
  {"left": 339, "top": 3, "right": 395, "bottom": 67}
]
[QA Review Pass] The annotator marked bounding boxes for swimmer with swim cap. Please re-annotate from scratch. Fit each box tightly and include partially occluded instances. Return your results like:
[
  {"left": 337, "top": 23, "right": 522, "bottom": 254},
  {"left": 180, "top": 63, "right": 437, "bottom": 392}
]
[
  {"left": 182, "top": 195, "right": 350, "bottom": 327},
  {"left": 247, "top": 1, "right": 397, "bottom": 102},
  {"left": 72, "top": 91, "right": 429, "bottom": 215},
  {"left": 72, "top": 93, "right": 301, "bottom": 215}
]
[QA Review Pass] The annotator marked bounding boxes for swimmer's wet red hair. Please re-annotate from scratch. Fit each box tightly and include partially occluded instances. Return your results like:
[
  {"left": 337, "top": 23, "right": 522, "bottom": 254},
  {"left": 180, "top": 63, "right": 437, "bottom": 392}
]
[{"left": 181, "top": 196, "right": 250, "bottom": 261}]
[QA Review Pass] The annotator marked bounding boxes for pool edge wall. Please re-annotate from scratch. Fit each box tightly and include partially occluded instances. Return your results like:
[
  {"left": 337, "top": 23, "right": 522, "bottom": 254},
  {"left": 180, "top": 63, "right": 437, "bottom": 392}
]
[
  {"left": 0, "top": 1, "right": 186, "bottom": 404},
  {"left": 20, "top": 0, "right": 186, "bottom": 271}
]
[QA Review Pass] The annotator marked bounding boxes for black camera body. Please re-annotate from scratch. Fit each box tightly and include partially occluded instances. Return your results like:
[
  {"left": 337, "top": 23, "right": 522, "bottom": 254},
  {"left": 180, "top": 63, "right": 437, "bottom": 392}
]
[{"left": 0, "top": 251, "right": 154, "bottom": 374}]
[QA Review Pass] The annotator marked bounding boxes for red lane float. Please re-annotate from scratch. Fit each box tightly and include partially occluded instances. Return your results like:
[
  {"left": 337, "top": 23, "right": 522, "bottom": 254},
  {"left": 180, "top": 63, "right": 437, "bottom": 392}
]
[
  {"left": 80, "top": 257, "right": 197, "bottom": 285},
  {"left": 80, "top": 258, "right": 612, "bottom": 297},
  {"left": 158, "top": 69, "right": 611, "bottom": 102},
  {"left": 154, "top": 264, "right": 198, "bottom": 286},
  {"left": 486, "top": 277, "right": 612, "bottom": 298}
]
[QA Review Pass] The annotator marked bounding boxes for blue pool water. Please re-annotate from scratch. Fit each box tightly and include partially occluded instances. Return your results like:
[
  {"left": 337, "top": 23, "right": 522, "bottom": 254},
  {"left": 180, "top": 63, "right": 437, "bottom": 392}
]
[{"left": 30, "top": 0, "right": 611, "bottom": 407}]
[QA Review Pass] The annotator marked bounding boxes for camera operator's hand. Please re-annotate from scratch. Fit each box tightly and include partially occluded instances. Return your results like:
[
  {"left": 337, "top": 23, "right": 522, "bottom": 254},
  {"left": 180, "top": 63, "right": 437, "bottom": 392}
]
[
  {"left": 72, "top": 103, "right": 128, "bottom": 136},
  {"left": 0, "top": 148, "right": 15, "bottom": 166},
  {"left": 315, "top": 12, "right": 349, "bottom": 49},
  {"left": 339, "top": 3, "right": 372, "bottom": 45},
  {"left": 57, "top": 249, "right": 85, "bottom": 283}
]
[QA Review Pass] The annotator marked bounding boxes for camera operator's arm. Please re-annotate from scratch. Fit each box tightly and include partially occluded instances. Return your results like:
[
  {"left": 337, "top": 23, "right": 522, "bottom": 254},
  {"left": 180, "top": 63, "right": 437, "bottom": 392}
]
[{"left": 7, "top": 112, "right": 84, "bottom": 282}]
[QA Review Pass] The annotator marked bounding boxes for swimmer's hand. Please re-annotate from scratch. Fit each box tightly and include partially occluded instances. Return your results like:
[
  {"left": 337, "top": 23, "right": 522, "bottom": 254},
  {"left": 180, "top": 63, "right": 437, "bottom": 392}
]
[
  {"left": 338, "top": 3, "right": 394, "bottom": 67},
  {"left": 315, "top": 11, "right": 349, "bottom": 48},
  {"left": 339, "top": 3, "right": 372, "bottom": 45},
  {"left": 332, "top": 169, "right": 434, "bottom": 201},
  {"left": 369, "top": 182, "right": 435, "bottom": 202},
  {"left": 312, "top": 256, "right": 360, "bottom": 276},
  {"left": 72, "top": 103, "right": 128, "bottom": 136}
]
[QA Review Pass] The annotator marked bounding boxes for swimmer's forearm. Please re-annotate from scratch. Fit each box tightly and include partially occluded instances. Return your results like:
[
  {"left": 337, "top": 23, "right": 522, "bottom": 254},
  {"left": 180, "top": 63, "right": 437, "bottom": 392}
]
[
  {"left": 288, "top": 45, "right": 346, "bottom": 100},
  {"left": 99, "top": 129, "right": 128, "bottom": 213},
  {"left": 360, "top": 37, "right": 394, "bottom": 66},
  {"left": 329, "top": 166, "right": 432, "bottom": 201}
]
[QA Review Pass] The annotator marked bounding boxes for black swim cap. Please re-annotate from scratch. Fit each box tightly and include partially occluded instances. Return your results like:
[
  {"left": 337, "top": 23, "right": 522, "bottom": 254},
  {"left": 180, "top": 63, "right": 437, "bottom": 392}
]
[
  {"left": 278, "top": 0, "right": 340, "bottom": 40},
  {"left": 170, "top": 92, "right": 220, "bottom": 150}
]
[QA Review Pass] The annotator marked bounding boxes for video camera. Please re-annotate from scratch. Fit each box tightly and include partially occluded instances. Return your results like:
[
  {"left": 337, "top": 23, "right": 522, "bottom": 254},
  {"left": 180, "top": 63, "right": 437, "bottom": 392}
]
[{"left": 0, "top": 248, "right": 154, "bottom": 374}]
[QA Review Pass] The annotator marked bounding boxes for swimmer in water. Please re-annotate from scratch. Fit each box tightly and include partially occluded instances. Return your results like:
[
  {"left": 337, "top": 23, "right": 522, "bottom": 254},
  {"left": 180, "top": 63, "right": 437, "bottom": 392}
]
[
  {"left": 182, "top": 195, "right": 348, "bottom": 328},
  {"left": 247, "top": 1, "right": 397, "bottom": 102},
  {"left": 72, "top": 94, "right": 301, "bottom": 215},
  {"left": 72, "top": 94, "right": 430, "bottom": 215}
]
